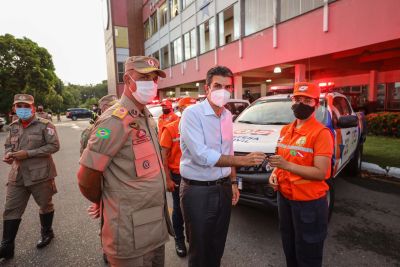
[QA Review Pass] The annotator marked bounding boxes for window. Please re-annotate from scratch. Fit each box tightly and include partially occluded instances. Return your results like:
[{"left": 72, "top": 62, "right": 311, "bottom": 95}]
[
  {"left": 182, "top": 0, "right": 194, "bottom": 10},
  {"left": 152, "top": 51, "right": 160, "bottom": 63},
  {"left": 218, "top": 4, "right": 240, "bottom": 46},
  {"left": 117, "top": 62, "right": 124, "bottom": 83},
  {"left": 170, "top": 0, "right": 180, "bottom": 19},
  {"left": 245, "top": 0, "right": 274, "bottom": 36},
  {"left": 144, "top": 20, "right": 151, "bottom": 40},
  {"left": 280, "top": 0, "right": 324, "bottom": 22},
  {"left": 161, "top": 45, "right": 170, "bottom": 69},
  {"left": 171, "top": 37, "right": 183, "bottom": 65},
  {"left": 387, "top": 82, "right": 400, "bottom": 110},
  {"left": 159, "top": 2, "right": 168, "bottom": 28},
  {"left": 199, "top": 17, "right": 216, "bottom": 54},
  {"left": 184, "top": 29, "right": 196, "bottom": 60},
  {"left": 150, "top": 12, "right": 158, "bottom": 35}
]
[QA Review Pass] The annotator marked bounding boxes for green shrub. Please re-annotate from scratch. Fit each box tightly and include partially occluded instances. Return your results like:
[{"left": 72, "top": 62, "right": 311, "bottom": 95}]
[{"left": 365, "top": 112, "right": 400, "bottom": 137}]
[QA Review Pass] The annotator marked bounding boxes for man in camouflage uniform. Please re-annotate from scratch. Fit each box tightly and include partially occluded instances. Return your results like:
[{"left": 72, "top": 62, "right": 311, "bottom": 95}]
[
  {"left": 0, "top": 94, "right": 60, "bottom": 260},
  {"left": 80, "top": 94, "right": 118, "bottom": 155},
  {"left": 36, "top": 105, "right": 49, "bottom": 119},
  {"left": 78, "top": 56, "right": 173, "bottom": 267}
]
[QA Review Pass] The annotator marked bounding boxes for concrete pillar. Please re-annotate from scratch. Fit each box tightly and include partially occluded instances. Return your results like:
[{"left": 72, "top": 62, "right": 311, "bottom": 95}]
[
  {"left": 369, "top": 70, "right": 377, "bottom": 102},
  {"left": 261, "top": 83, "right": 267, "bottom": 97},
  {"left": 175, "top": 87, "right": 181, "bottom": 97},
  {"left": 234, "top": 75, "right": 243, "bottom": 99},
  {"left": 295, "top": 64, "right": 306, "bottom": 82}
]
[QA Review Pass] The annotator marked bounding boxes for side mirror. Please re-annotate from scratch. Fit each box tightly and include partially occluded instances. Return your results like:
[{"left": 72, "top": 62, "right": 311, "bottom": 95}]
[
  {"left": 337, "top": 115, "right": 358, "bottom": 128},
  {"left": 232, "top": 114, "right": 238, "bottom": 122}
]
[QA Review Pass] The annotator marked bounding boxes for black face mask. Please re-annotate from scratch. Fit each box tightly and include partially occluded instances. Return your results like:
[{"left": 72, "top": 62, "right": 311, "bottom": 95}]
[
  {"left": 291, "top": 102, "right": 315, "bottom": 120},
  {"left": 162, "top": 109, "right": 171, "bottom": 115}
]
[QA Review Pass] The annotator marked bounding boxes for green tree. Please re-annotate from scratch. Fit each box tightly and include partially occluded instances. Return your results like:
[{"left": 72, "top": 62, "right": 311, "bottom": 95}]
[{"left": 0, "top": 34, "right": 59, "bottom": 114}]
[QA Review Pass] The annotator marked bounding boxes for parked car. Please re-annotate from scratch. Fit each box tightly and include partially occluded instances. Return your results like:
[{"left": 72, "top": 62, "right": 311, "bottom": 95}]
[
  {"left": 65, "top": 108, "right": 92, "bottom": 121},
  {"left": 0, "top": 116, "right": 6, "bottom": 130},
  {"left": 225, "top": 99, "right": 250, "bottom": 118},
  {"left": 233, "top": 89, "right": 366, "bottom": 217}
]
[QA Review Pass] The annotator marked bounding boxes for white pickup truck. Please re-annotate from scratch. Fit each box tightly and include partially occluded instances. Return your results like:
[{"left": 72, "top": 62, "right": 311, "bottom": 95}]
[{"left": 233, "top": 91, "right": 366, "bottom": 216}]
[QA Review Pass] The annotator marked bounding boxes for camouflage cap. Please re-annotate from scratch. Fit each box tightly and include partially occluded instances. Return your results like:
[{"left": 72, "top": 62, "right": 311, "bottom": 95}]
[
  {"left": 124, "top": 56, "right": 166, "bottom": 78},
  {"left": 99, "top": 94, "right": 118, "bottom": 112},
  {"left": 13, "top": 94, "right": 34, "bottom": 105}
]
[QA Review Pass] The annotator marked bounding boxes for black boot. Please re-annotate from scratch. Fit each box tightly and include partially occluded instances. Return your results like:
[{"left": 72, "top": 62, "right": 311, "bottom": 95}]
[
  {"left": 175, "top": 238, "right": 187, "bottom": 257},
  {"left": 0, "top": 219, "right": 21, "bottom": 260},
  {"left": 37, "top": 211, "right": 54, "bottom": 249}
]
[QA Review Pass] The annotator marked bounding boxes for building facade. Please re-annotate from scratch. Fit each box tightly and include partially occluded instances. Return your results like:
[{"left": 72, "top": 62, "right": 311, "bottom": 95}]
[{"left": 103, "top": 0, "right": 400, "bottom": 112}]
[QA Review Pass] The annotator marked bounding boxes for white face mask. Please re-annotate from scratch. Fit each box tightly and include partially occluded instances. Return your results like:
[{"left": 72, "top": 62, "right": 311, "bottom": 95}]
[
  {"left": 210, "top": 89, "right": 231, "bottom": 107},
  {"left": 128, "top": 75, "right": 158, "bottom": 104}
]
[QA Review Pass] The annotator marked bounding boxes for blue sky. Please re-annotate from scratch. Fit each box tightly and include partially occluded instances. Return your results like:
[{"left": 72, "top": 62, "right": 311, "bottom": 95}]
[{"left": 0, "top": 0, "right": 107, "bottom": 85}]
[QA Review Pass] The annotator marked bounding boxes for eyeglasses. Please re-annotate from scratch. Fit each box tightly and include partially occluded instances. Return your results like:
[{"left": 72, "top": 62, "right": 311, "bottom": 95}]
[
  {"left": 211, "top": 83, "right": 234, "bottom": 92},
  {"left": 291, "top": 96, "right": 316, "bottom": 105}
]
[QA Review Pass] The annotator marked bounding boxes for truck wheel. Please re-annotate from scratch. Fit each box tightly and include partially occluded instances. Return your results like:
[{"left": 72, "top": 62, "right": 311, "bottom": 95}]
[
  {"left": 72, "top": 115, "right": 77, "bottom": 121},
  {"left": 345, "top": 144, "right": 363, "bottom": 177},
  {"left": 326, "top": 178, "right": 335, "bottom": 222}
]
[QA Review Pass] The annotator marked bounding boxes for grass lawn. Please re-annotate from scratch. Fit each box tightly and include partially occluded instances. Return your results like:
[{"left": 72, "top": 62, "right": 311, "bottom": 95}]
[{"left": 363, "top": 135, "right": 400, "bottom": 168}]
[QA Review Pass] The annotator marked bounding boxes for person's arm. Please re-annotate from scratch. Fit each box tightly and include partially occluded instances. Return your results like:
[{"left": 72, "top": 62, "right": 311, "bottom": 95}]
[
  {"left": 160, "top": 127, "right": 176, "bottom": 192},
  {"left": 3, "top": 128, "right": 14, "bottom": 164},
  {"left": 77, "top": 165, "right": 102, "bottom": 203},
  {"left": 180, "top": 109, "right": 265, "bottom": 167},
  {"left": 269, "top": 129, "right": 334, "bottom": 181}
]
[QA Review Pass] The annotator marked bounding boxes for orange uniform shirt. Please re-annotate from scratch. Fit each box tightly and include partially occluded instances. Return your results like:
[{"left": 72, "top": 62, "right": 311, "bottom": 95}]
[
  {"left": 159, "top": 118, "right": 181, "bottom": 174},
  {"left": 276, "top": 117, "right": 334, "bottom": 201},
  {"left": 158, "top": 112, "right": 179, "bottom": 140}
]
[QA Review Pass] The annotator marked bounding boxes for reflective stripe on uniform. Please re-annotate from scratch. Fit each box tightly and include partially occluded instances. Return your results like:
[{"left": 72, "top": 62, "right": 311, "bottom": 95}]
[
  {"left": 172, "top": 137, "right": 180, "bottom": 142},
  {"left": 277, "top": 143, "right": 313, "bottom": 153}
]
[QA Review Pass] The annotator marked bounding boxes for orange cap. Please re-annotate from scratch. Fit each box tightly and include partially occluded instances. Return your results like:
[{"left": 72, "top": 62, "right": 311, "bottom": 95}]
[
  {"left": 161, "top": 100, "right": 172, "bottom": 108},
  {"left": 178, "top": 97, "right": 196, "bottom": 108},
  {"left": 293, "top": 82, "right": 320, "bottom": 99}
]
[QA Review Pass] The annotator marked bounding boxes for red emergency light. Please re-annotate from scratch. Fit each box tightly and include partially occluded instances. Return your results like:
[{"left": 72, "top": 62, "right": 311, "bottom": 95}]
[{"left": 319, "top": 82, "right": 335, "bottom": 93}]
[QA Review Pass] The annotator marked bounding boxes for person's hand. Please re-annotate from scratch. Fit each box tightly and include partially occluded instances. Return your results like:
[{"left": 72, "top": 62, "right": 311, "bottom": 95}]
[
  {"left": 87, "top": 203, "right": 100, "bottom": 219},
  {"left": 232, "top": 184, "right": 240, "bottom": 206},
  {"left": 269, "top": 155, "right": 290, "bottom": 170},
  {"left": 2, "top": 152, "right": 14, "bottom": 164},
  {"left": 242, "top": 152, "right": 266, "bottom": 166},
  {"left": 166, "top": 177, "right": 176, "bottom": 192},
  {"left": 10, "top": 150, "right": 28, "bottom": 160},
  {"left": 269, "top": 173, "right": 278, "bottom": 191}
]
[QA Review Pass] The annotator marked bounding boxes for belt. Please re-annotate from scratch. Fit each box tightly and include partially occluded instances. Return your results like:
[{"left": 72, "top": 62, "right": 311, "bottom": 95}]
[{"left": 182, "top": 177, "right": 230, "bottom": 186}]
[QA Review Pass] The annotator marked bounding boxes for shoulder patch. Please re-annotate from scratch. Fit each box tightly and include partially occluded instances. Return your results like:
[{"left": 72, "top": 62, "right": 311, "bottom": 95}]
[
  {"left": 112, "top": 106, "right": 128, "bottom": 120},
  {"left": 95, "top": 128, "right": 111, "bottom": 139}
]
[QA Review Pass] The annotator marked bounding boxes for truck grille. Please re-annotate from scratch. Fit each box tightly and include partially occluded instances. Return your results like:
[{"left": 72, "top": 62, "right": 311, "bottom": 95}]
[{"left": 234, "top": 152, "right": 274, "bottom": 174}]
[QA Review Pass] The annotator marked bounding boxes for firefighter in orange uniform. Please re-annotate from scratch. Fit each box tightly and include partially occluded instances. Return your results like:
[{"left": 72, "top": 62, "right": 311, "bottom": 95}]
[
  {"left": 159, "top": 97, "right": 196, "bottom": 258},
  {"left": 269, "top": 82, "right": 334, "bottom": 267},
  {"left": 157, "top": 100, "right": 178, "bottom": 139}
]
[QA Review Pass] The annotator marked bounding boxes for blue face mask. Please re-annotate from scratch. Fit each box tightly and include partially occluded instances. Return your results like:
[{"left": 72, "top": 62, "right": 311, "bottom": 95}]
[{"left": 16, "top": 108, "right": 33, "bottom": 120}]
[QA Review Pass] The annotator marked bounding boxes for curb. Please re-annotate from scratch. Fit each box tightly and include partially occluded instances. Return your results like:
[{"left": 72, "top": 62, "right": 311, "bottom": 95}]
[{"left": 361, "top": 162, "right": 400, "bottom": 179}]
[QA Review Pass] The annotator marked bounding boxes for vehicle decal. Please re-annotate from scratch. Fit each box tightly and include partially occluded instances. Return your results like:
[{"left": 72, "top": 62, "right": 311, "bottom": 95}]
[{"left": 234, "top": 129, "right": 275, "bottom": 135}]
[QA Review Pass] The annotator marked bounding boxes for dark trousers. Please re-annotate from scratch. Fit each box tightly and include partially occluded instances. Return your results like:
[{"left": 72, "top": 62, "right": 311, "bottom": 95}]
[
  {"left": 277, "top": 192, "right": 328, "bottom": 267},
  {"left": 180, "top": 179, "right": 232, "bottom": 267},
  {"left": 171, "top": 172, "right": 185, "bottom": 241}
]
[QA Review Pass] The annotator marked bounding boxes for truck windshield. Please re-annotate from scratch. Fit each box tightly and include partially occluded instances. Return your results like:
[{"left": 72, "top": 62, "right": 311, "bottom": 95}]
[{"left": 236, "top": 99, "right": 326, "bottom": 125}]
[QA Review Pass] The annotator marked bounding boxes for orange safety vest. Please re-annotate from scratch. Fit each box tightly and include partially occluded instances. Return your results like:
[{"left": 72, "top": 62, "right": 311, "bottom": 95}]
[
  {"left": 276, "top": 117, "right": 333, "bottom": 201},
  {"left": 160, "top": 118, "right": 181, "bottom": 174},
  {"left": 158, "top": 112, "right": 179, "bottom": 139}
]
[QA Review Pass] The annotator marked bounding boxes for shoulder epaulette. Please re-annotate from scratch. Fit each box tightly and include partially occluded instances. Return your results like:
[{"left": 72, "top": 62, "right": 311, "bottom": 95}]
[
  {"left": 112, "top": 105, "right": 128, "bottom": 120},
  {"left": 37, "top": 117, "right": 50, "bottom": 124}
]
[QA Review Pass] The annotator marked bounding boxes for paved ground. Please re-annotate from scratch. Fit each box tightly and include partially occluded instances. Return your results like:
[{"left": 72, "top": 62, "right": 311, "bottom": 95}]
[{"left": 0, "top": 117, "right": 399, "bottom": 266}]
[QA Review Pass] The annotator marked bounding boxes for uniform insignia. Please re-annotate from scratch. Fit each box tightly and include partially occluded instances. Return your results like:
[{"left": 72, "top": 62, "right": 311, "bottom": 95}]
[
  {"left": 290, "top": 150, "right": 297, "bottom": 156},
  {"left": 96, "top": 128, "right": 111, "bottom": 139},
  {"left": 129, "top": 122, "right": 140, "bottom": 129},
  {"left": 295, "top": 136, "right": 306, "bottom": 146},
  {"left": 136, "top": 129, "right": 147, "bottom": 139},
  {"left": 298, "top": 86, "right": 308, "bottom": 92},
  {"left": 47, "top": 127, "right": 55, "bottom": 136},
  {"left": 11, "top": 128, "right": 19, "bottom": 134},
  {"left": 19, "top": 95, "right": 25, "bottom": 100},
  {"left": 112, "top": 107, "right": 128, "bottom": 119},
  {"left": 143, "top": 160, "right": 150, "bottom": 169}
]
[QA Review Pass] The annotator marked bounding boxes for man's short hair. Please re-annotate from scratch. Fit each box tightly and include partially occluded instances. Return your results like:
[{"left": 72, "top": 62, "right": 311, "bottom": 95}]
[{"left": 206, "top": 66, "right": 234, "bottom": 86}]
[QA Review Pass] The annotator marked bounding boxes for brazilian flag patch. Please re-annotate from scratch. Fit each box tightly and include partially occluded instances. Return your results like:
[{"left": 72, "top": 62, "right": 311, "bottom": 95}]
[{"left": 96, "top": 128, "right": 111, "bottom": 139}]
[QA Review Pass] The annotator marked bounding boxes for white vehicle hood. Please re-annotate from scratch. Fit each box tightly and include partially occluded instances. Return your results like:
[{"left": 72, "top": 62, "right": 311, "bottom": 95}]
[{"left": 233, "top": 122, "right": 285, "bottom": 154}]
